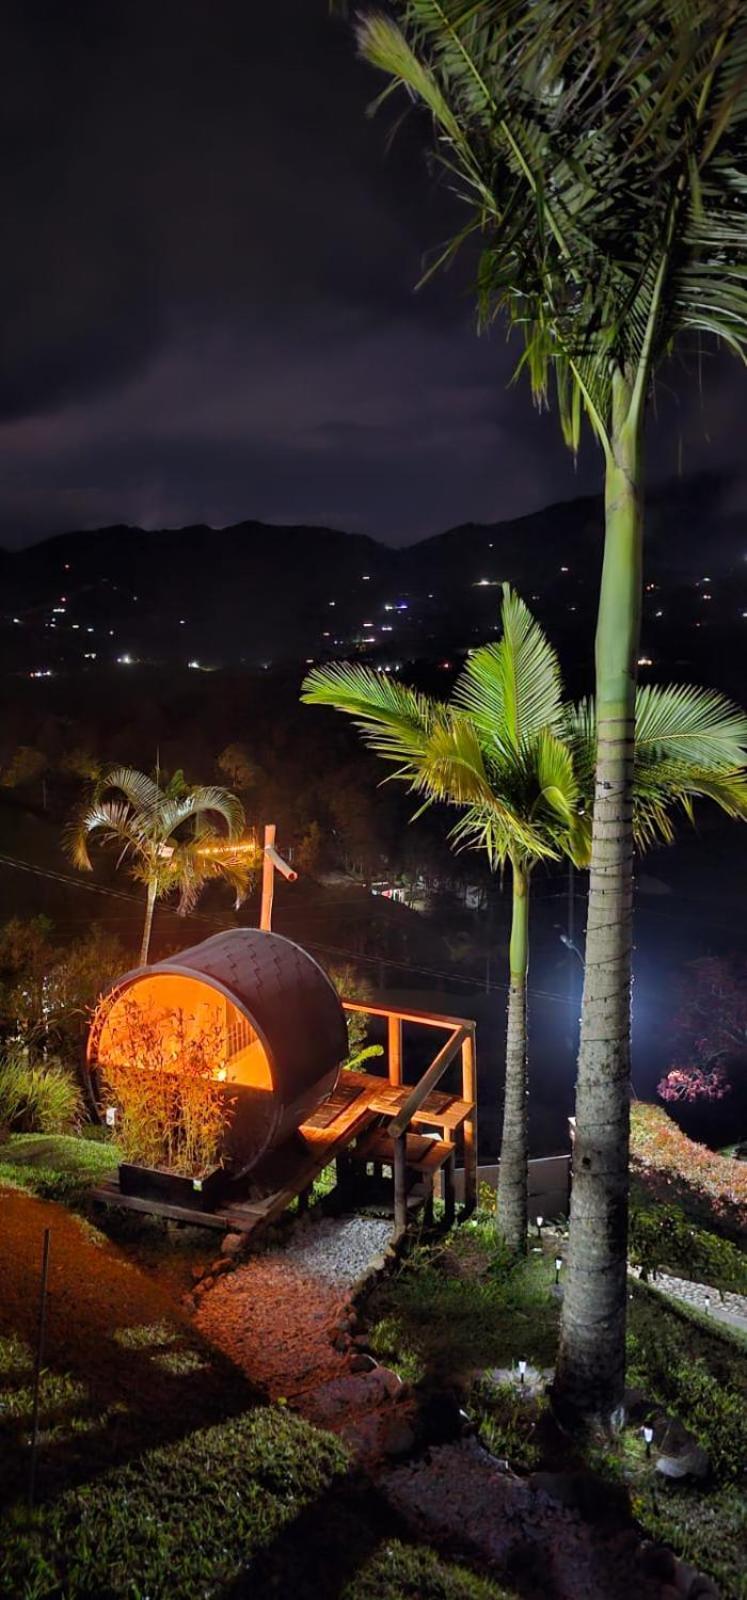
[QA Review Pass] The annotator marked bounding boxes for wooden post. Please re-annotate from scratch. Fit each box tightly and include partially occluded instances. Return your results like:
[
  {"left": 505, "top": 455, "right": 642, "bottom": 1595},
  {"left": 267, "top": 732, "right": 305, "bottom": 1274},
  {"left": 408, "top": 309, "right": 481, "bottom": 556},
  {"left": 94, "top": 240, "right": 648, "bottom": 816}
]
[
  {"left": 260, "top": 823, "right": 276, "bottom": 931},
  {"left": 387, "top": 1015, "right": 402, "bottom": 1086},
  {"left": 393, "top": 1132, "right": 407, "bottom": 1232},
  {"left": 461, "top": 1027, "right": 477, "bottom": 1216},
  {"left": 28, "top": 1227, "right": 51, "bottom": 1507},
  {"left": 443, "top": 1151, "right": 456, "bottom": 1228}
]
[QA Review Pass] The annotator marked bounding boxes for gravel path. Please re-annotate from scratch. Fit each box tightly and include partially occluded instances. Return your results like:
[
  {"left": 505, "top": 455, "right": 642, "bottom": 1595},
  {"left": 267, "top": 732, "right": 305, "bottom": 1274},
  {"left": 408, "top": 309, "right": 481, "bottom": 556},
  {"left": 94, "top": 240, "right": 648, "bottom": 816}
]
[
  {"left": 195, "top": 1215, "right": 391, "bottom": 1402},
  {"left": 650, "top": 1270, "right": 747, "bottom": 1331}
]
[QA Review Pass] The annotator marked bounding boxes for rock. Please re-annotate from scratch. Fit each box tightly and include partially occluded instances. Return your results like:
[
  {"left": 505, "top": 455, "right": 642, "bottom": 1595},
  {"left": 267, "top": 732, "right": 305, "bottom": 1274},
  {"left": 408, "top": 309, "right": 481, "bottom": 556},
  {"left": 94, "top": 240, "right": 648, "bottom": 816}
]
[
  {"left": 381, "top": 1414, "right": 416, "bottom": 1459},
  {"left": 220, "top": 1232, "right": 244, "bottom": 1257},
  {"left": 637, "top": 1540, "right": 677, "bottom": 1583},
  {"left": 529, "top": 1471, "right": 580, "bottom": 1509},
  {"left": 210, "top": 1257, "right": 233, "bottom": 1276},
  {"left": 349, "top": 1352, "right": 376, "bottom": 1373},
  {"left": 191, "top": 1265, "right": 204, "bottom": 1283},
  {"left": 672, "top": 1560, "right": 720, "bottom": 1597},
  {"left": 656, "top": 1445, "right": 709, "bottom": 1480},
  {"left": 180, "top": 1292, "right": 196, "bottom": 1313},
  {"left": 303, "top": 1366, "right": 402, "bottom": 1428}
]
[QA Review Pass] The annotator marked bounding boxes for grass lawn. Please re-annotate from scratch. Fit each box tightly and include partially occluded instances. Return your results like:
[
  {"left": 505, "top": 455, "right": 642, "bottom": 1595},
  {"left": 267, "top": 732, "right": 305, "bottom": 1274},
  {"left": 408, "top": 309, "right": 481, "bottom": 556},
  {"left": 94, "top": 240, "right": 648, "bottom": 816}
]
[
  {"left": 363, "top": 1216, "right": 747, "bottom": 1600},
  {"left": 0, "top": 1132, "right": 121, "bottom": 1207},
  {"left": 0, "top": 1182, "right": 517, "bottom": 1600}
]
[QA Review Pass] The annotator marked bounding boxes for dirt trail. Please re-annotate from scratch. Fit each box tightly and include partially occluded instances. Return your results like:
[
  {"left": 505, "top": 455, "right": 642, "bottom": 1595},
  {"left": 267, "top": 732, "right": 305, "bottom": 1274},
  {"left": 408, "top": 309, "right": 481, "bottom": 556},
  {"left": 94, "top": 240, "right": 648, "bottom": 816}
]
[{"left": 194, "top": 1213, "right": 712, "bottom": 1600}]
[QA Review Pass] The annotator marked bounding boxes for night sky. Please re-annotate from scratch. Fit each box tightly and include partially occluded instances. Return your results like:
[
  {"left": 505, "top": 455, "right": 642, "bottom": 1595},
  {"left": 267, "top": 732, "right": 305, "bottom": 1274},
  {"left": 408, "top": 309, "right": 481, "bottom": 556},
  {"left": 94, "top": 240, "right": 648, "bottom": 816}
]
[{"left": 1, "top": 0, "right": 745, "bottom": 549}]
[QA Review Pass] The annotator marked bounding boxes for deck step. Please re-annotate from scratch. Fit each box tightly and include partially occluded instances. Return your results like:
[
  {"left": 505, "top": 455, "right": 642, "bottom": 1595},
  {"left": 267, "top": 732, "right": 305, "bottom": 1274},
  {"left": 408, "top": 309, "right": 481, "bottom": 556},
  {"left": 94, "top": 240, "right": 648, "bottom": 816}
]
[
  {"left": 365, "top": 1081, "right": 473, "bottom": 1132},
  {"left": 353, "top": 1128, "right": 455, "bottom": 1177}
]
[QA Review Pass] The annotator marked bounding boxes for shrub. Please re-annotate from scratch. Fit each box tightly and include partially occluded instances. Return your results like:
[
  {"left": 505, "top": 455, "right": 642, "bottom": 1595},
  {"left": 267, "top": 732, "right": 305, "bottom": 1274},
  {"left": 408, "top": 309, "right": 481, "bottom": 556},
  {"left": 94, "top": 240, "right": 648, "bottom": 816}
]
[
  {"left": 629, "top": 1198, "right": 747, "bottom": 1293},
  {"left": 0, "top": 1052, "right": 81, "bottom": 1137},
  {"left": 100, "top": 998, "right": 234, "bottom": 1176},
  {"left": 628, "top": 1294, "right": 747, "bottom": 1482},
  {"left": 630, "top": 1103, "right": 747, "bottom": 1240}
]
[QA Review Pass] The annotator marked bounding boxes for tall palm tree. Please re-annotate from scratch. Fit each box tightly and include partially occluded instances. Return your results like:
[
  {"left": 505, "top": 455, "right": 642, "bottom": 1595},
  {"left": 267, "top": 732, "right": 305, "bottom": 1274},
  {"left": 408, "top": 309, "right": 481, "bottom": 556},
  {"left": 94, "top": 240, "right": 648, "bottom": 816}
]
[
  {"left": 304, "top": 599, "right": 747, "bottom": 1262},
  {"left": 339, "top": 0, "right": 747, "bottom": 1418},
  {"left": 304, "top": 587, "right": 586, "bottom": 1257},
  {"left": 66, "top": 767, "right": 249, "bottom": 965}
]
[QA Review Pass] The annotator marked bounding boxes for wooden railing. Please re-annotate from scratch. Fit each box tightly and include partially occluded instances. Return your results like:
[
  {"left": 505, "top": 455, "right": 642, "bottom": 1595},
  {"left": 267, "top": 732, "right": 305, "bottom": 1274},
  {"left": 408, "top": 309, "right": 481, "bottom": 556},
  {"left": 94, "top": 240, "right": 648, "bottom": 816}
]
[{"left": 341, "top": 998, "right": 478, "bottom": 1229}]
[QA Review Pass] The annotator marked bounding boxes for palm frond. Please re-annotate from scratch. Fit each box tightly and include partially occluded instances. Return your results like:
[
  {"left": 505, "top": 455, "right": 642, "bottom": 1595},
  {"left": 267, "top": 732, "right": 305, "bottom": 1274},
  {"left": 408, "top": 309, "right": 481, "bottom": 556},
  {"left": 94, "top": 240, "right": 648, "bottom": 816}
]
[
  {"left": 635, "top": 682, "right": 747, "bottom": 767},
  {"left": 95, "top": 766, "right": 162, "bottom": 815},
  {"left": 453, "top": 584, "right": 564, "bottom": 749},
  {"left": 355, "top": 0, "right": 747, "bottom": 445},
  {"left": 302, "top": 663, "right": 446, "bottom": 770}
]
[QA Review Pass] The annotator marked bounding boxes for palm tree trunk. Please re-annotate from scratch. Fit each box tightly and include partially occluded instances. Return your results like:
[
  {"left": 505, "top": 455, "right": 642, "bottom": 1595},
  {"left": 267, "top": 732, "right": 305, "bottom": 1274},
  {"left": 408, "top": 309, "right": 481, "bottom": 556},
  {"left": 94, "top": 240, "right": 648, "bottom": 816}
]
[
  {"left": 140, "top": 880, "right": 158, "bottom": 966},
  {"left": 497, "top": 861, "right": 529, "bottom": 1256},
  {"left": 556, "top": 372, "right": 643, "bottom": 1421}
]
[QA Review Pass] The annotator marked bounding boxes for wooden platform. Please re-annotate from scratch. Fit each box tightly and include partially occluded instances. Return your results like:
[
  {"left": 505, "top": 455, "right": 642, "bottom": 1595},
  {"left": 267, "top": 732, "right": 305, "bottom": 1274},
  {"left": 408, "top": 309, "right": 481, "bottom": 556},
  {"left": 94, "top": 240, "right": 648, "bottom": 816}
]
[{"left": 91, "top": 1056, "right": 476, "bottom": 1237}]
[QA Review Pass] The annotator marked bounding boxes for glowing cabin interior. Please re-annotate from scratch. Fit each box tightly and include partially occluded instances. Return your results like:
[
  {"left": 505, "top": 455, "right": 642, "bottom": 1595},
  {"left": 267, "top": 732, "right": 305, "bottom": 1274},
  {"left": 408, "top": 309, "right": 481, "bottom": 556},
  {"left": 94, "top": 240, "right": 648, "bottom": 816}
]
[{"left": 95, "top": 972, "right": 273, "bottom": 1090}]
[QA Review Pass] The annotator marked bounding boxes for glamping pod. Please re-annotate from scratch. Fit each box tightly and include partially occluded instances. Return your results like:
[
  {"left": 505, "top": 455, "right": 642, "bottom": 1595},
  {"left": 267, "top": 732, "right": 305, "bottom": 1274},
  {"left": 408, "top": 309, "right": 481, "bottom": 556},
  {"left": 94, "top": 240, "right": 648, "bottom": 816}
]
[{"left": 88, "top": 928, "right": 348, "bottom": 1182}]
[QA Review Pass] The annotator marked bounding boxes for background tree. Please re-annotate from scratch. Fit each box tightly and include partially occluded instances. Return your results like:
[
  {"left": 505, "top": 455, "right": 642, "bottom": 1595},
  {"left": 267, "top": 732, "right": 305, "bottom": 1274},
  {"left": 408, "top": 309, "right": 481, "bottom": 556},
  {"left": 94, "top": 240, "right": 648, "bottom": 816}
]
[
  {"left": 305, "top": 587, "right": 585, "bottom": 1257},
  {"left": 216, "top": 742, "right": 261, "bottom": 795},
  {"left": 658, "top": 956, "right": 747, "bottom": 1144},
  {"left": 66, "top": 766, "right": 248, "bottom": 965},
  {"left": 347, "top": 0, "right": 747, "bottom": 1418}
]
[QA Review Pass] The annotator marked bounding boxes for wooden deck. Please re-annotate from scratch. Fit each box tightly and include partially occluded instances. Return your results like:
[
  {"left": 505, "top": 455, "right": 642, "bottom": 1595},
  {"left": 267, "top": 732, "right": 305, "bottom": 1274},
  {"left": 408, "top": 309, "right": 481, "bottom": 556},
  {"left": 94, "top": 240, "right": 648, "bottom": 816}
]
[
  {"left": 91, "top": 1068, "right": 474, "bottom": 1236},
  {"left": 92, "top": 1000, "right": 478, "bottom": 1237}
]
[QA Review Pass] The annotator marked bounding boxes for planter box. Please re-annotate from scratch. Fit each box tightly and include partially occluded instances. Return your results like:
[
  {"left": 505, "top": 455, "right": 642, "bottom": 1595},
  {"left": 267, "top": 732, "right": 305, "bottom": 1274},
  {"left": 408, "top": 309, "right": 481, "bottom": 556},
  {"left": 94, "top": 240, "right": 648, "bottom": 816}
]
[{"left": 118, "top": 1162, "right": 228, "bottom": 1211}]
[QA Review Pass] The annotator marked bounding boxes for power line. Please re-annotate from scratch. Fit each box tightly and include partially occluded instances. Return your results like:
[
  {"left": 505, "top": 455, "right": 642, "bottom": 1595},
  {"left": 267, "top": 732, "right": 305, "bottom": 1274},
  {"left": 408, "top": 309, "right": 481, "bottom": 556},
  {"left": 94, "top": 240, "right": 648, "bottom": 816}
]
[{"left": 0, "top": 848, "right": 572, "bottom": 1005}]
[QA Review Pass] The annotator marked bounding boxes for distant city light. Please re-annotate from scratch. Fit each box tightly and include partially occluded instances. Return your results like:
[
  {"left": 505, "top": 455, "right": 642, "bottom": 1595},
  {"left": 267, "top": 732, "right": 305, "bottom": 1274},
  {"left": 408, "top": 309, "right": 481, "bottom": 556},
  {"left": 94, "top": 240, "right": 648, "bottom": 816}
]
[
  {"left": 30, "top": 669, "right": 53, "bottom": 678},
  {"left": 363, "top": 621, "right": 374, "bottom": 628},
  {"left": 655, "top": 610, "right": 663, "bottom": 617},
  {"left": 384, "top": 603, "right": 393, "bottom": 611},
  {"left": 84, "top": 652, "right": 96, "bottom": 660},
  {"left": 362, "top": 574, "right": 370, "bottom": 581},
  {"left": 329, "top": 600, "right": 336, "bottom": 606},
  {"left": 187, "top": 659, "right": 201, "bottom": 669},
  {"left": 180, "top": 619, "right": 186, "bottom": 624},
  {"left": 12, "top": 617, "right": 21, "bottom": 624},
  {"left": 637, "top": 655, "right": 654, "bottom": 666},
  {"left": 560, "top": 566, "right": 569, "bottom": 573},
  {"left": 117, "top": 654, "right": 134, "bottom": 665}
]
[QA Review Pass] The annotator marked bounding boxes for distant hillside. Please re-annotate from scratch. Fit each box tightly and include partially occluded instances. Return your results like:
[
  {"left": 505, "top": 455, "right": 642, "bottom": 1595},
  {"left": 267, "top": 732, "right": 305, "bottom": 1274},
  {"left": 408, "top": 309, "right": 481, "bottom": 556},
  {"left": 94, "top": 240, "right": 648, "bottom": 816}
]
[{"left": 1, "top": 473, "right": 745, "bottom": 690}]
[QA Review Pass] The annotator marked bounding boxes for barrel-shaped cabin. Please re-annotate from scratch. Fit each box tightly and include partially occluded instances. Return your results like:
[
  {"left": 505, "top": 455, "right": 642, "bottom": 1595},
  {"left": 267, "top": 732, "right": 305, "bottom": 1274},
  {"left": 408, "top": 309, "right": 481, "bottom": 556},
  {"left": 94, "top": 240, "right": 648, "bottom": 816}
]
[{"left": 88, "top": 928, "right": 348, "bottom": 1176}]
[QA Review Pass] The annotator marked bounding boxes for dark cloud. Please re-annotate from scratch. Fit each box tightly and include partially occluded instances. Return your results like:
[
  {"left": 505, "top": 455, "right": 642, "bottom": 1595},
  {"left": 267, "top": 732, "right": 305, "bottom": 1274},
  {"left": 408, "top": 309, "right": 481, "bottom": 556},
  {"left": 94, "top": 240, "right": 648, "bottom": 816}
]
[{"left": 0, "top": 0, "right": 745, "bottom": 546}]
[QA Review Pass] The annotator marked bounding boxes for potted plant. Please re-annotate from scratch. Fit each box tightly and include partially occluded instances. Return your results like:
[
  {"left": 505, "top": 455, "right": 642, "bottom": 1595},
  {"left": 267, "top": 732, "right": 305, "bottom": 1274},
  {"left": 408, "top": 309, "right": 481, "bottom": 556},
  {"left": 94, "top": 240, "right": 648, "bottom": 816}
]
[{"left": 100, "top": 998, "right": 235, "bottom": 1209}]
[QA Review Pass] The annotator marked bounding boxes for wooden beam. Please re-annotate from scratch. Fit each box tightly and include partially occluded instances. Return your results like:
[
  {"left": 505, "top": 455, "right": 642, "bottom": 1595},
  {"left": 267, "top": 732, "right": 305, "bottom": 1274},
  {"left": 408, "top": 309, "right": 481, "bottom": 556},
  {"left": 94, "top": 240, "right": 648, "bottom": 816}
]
[
  {"left": 393, "top": 1133, "right": 407, "bottom": 1232},
  {"left": 341, "top": 998, "right": 473, "bottom": 1031},
  {"left": 388, "top": 1025, "right": 469, "bottom": 1140},
  {"left": 461, "top": 1027, "right": 478, "bottom": 1215},
  {"left": 387, "top": 1014, "right": 402, "bottom": 1086},
  {"left": 260, "top": 822, "right": 276, "bottom": 931},
  {"left": 443, "top": 1152, "right": 456, "bottom": 1227}
]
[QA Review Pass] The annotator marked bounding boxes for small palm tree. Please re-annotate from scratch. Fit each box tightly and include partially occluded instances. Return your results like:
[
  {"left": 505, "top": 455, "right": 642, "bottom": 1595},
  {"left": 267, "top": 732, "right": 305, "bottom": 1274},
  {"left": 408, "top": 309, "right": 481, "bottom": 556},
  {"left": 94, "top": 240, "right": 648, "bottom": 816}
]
[
  {"left": 66, "top": 767, "right": 249, "bottom": 965},
  {"left": 346, "top": 0, "right": 747, "bottom": 1417},
  {"left": 304, "top": 586, "right": 585, "bottom": 1257}
]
